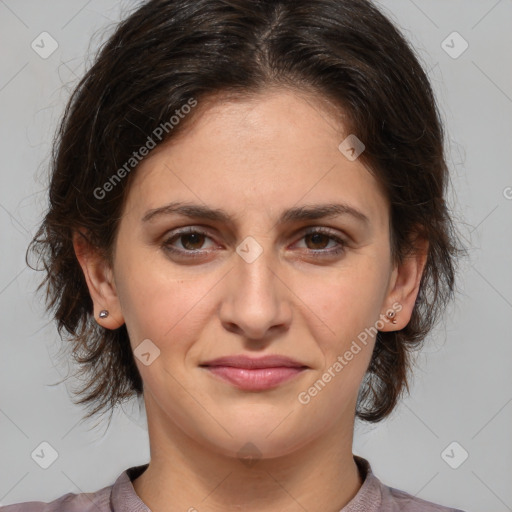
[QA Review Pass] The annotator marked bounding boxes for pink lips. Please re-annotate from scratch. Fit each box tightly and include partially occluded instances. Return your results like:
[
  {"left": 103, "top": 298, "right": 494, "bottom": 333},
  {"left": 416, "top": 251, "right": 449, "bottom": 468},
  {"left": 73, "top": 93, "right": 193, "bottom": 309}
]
[{"left": 200, "top": 355, "right": 308, "bottom": 391}]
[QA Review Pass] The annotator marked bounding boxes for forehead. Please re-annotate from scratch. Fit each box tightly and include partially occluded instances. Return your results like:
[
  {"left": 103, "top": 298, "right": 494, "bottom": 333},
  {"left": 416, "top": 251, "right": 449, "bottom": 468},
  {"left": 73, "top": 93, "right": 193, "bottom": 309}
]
[{"left": 122, "top": 89, "right": 389, "bottom": 229}]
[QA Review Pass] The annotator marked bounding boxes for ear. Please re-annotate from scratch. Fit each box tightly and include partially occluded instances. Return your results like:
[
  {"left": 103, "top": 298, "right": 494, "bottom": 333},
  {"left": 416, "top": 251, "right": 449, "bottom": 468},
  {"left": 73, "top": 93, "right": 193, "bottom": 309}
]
[
  {"left": 72, "top": 229, "right": 125, "bottom": 329},
  {"left": 380, "top": 233, "right": 429, "bottom": 331}
]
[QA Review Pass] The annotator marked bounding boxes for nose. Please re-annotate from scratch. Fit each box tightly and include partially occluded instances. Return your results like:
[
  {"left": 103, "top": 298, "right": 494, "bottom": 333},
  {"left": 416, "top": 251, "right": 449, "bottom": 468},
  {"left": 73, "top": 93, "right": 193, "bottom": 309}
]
[{"left": 219, "top": 241, "right": 292, "bottom": 341}]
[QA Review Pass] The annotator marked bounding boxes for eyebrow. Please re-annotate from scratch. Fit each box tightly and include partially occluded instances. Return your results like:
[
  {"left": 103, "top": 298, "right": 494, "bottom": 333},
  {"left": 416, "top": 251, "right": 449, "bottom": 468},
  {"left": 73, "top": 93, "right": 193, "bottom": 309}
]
[{"left": 141, "top": 201, "right": 370, "bottom": 226}]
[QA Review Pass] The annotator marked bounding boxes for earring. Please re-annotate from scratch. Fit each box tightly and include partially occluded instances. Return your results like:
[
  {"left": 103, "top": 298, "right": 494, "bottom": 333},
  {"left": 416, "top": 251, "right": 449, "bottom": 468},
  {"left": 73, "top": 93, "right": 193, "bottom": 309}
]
[
  {"left": 386, "top": 310, "right": 397, "bottom": 324},
  {"left": 99, "top": 310, "right": 109, "bottom": 319}
]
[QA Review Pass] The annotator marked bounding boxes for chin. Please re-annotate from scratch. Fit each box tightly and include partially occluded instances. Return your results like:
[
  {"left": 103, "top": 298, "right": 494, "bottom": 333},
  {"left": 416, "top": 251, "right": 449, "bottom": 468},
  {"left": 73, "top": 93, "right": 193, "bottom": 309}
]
[{"left": 196, "top": 423, "right": 314, "bottom": 462}]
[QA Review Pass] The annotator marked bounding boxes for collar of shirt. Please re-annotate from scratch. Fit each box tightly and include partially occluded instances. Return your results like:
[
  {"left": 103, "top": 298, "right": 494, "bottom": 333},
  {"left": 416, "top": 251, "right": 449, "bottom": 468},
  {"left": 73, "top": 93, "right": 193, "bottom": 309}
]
[{"left": 110, "top": 455, "right": 382, "bottom": 511}]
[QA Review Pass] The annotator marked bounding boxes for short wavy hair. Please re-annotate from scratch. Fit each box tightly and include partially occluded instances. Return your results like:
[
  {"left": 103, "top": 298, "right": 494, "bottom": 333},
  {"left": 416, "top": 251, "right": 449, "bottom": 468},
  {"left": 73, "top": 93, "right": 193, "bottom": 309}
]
[{"left": 27, "top": 0, "right": 466, "bottom": 425}]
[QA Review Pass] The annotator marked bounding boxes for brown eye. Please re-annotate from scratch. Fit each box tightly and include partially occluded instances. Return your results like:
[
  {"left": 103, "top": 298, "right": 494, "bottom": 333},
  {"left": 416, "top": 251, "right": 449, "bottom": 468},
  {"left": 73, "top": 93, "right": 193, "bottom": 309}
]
[
  {"left": 161, "top": 226, "right": 347, "bottom": 261},
  {"left": 295, "top": 228, "right": 347, "bottom": 259},
  {"left": 304, "top": 232, "right": 331, "bottom": 250},
  {"left": 179, "top": 232, "right": 207, "bottom": 251},
  {"left": 162, "top": 228, "right": 216, "bottom": 259}
]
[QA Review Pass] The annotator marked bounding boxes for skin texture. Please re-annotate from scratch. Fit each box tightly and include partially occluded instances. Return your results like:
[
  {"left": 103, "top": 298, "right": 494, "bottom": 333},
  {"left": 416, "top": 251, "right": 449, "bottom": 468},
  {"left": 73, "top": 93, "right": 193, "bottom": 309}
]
[{"left": 73, "top": 88, "right": 428, "bottom": 512}]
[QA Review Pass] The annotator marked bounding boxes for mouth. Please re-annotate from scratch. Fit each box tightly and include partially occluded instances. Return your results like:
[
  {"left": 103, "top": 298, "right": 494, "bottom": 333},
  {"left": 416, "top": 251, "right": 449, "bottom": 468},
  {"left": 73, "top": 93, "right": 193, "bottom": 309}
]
[{"left": 199, "top": 355, "right": 309, "bottom": 391}]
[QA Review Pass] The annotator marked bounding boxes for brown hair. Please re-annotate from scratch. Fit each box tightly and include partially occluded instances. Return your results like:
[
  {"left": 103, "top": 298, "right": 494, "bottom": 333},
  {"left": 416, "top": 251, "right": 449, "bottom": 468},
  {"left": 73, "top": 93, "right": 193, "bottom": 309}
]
[{"left": 27, "top": 0, "right": 466, "bottom": 425}]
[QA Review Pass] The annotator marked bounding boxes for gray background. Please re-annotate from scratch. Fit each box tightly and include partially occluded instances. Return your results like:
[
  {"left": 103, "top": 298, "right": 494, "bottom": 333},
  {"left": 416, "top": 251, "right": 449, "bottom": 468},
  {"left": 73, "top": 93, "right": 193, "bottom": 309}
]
[{"left": 1, "top": 1, "right": 511, "bottom": 510}]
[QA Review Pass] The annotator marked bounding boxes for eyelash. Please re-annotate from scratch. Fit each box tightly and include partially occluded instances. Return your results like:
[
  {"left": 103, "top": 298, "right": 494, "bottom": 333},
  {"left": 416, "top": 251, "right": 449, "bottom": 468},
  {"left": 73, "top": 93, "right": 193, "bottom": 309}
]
[{"left": 162, "top": 227, "right": 347, "bottom": 260}]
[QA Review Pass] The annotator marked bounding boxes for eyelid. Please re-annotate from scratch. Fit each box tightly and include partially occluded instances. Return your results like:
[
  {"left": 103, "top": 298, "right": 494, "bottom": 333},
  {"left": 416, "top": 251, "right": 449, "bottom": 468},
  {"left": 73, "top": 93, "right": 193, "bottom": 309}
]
[
  {"left": 163, "top": 224, "right": 348, "bottom": 242},
  {"left": 300, "top": 226, "right": 347, "bottom": 240},
  {"left": 164, "top": 226, "right": 219, "bottom": 249},
  {"left": 294, "top": 227, "right": 348, "bottom": 253}
]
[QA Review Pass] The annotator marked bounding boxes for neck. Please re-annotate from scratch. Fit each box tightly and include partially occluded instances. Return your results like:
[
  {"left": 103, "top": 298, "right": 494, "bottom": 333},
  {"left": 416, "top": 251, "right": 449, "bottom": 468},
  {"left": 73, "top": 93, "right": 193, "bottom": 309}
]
[{"left": 133, "top": 394, "right": 363, "bottom": 512}]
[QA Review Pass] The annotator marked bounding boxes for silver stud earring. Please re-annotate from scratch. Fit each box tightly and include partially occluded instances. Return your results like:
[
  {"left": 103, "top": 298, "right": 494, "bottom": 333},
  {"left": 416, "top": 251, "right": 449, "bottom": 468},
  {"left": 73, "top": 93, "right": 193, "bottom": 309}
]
[
  {"left": 99, "top": 310, "right": 109, "bottom": 319},
  {"left": 386, "top": 310, "right": 397, "bottom": 324}
]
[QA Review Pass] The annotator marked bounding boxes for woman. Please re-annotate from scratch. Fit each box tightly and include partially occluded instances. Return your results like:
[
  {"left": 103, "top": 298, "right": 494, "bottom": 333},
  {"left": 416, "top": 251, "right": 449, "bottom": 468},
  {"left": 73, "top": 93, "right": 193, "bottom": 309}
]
[{"left": 5, "top": 0, "right": 467, "bottom": 510}]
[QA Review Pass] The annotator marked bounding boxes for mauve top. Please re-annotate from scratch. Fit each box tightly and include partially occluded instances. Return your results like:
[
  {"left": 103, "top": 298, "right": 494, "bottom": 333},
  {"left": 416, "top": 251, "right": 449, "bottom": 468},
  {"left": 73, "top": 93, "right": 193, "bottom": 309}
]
[{"left": 1, "top": 456, "right": 467, "bottom": 511}]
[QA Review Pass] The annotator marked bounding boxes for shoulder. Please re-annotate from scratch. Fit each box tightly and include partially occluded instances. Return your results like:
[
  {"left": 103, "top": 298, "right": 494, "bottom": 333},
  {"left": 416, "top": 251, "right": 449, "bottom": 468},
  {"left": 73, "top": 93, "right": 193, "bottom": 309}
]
[
  {"left": 380, "top": 481, "right": 467, "bottom": 512},
  {"left": 0, "top": 464, "right": 149, "bottom": 512},
  {"left": 0, "top": 483, "right": 112, "bottom": 512},
  {"left": 354, "top": 455, "right": 467, "bottom": 512}
]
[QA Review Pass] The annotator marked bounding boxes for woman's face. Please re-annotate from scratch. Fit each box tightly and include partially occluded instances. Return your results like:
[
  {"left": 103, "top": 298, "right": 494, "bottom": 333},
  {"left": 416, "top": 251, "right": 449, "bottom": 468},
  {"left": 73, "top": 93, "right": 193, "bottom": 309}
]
[{"left": 90, "top": 89, "right": 416, "bottom": 459}]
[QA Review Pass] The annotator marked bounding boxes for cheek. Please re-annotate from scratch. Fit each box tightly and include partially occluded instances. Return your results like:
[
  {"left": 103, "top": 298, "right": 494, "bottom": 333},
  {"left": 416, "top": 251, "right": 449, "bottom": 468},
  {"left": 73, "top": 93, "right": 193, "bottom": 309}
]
[
  {"left": 114, "top": 249, "right": 216, "bottom": 356},
  {"left": 296, "top": 260, "right": 388, "bottom": 345}
]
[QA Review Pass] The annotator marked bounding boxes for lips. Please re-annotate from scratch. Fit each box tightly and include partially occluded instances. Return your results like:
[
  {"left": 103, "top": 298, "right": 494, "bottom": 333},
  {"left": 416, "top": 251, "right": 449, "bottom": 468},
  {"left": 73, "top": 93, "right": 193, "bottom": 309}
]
[
  {"left": 200, "top": 355, "right": 308, "bottom": 369},
  {"left": 200, "top": 355, "right": 309, "bottom": 391}
]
